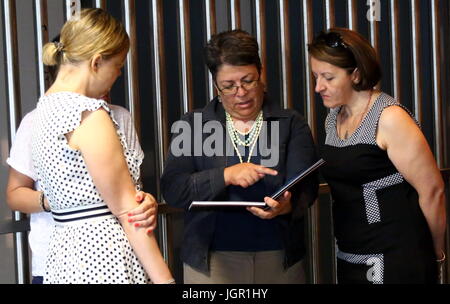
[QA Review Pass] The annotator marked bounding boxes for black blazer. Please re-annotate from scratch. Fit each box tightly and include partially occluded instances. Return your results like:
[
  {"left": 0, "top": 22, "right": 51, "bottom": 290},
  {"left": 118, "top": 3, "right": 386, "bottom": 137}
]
[{"left": 161, "top": 96, "right": 319, "bottom": 272}]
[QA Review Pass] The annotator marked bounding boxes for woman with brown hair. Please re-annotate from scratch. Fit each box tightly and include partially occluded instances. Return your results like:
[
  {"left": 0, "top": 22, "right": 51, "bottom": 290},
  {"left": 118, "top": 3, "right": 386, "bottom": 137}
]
[{"left": 309, "top": 28, "right": 446, "bottom": 283}]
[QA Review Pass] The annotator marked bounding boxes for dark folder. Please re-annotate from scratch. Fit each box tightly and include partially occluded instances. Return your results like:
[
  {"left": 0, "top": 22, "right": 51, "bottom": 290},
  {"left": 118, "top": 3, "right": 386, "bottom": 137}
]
[{"left": 188, "top": 158, "right": 325, "bottom": 211}]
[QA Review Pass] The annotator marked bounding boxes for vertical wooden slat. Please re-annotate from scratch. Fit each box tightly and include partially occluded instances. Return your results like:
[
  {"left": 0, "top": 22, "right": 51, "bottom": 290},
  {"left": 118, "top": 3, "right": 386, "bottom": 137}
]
[
  {"left": 302, "top": 0, "right": 319, "bottom": 284},
  {"left": 65, "top": 0, "right": 80, "bottom": 20},
  {"left": 324, "top": 0, "right": 335, "bottom": 30},
  {"left": 411, "top": 0, "right": 422, "bottom": 123},
  {"left": 430, "top": 0, "right": 446, "bottom": 284},
  {"left": 151, "top": 0, "right": 170, "bottom": 262},
  {"left": 279, "top": 0, "right": 292, "bottom": 109},
  {"left": 368, "top": 3, "right": 380, "bottom": 92},
  {"left": 389, "top": 0, "right": 401, "bottom": 101},
  {"left": 124, "top": 0, "right": 141, "bottom": 136},
  {"left": 323, "top": 4, "right": 337, "bottom": 280},
  {"left": 230, "top": 0, "right": 241, "bottom": 30},
  {"left": 179, "top": 0, "right": 193, "bottom": 113},
  {"left": 431, "top": 0, "right": 443, "bottom": 167},
  {"left": 368, "top": 13, "right": 380, "bottom": 57},
  {"left": 254, "top": 0, "right": 267, "bottom": 86},
  {"left": 347, "top": 0, "right": 357, "bottom": 31},
  {"left": 151, "top": 2, "right": 168, "bottom": 173},
  {"left": 34, "top": 0, "right": 49, "bottom": 97},
  {"left": 3, "top": 0, "right": 29, "bottom": 284},
  {"left": 205, "top": 0, "right": 217, "bottom": 101},
  {"left": 330, "top": 194, "right": 337, "bottom": 284},
  {"left": 302, "top": 0, "right": 315, "bottom": 137},
  {"left": 94, "top": 0, "right": 106, "bottom": 9},
  {"left": 369, "top": 22, "right": 379, "bottom": 52},
  {"left": 65, "top": 0, "right": 71, "bottom": 20}
]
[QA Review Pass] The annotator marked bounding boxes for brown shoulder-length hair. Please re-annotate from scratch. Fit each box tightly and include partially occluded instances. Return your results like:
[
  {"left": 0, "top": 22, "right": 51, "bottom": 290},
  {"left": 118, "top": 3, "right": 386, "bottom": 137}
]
[{"left": 308, "top": 27, "right": 381, "bottom": 91}]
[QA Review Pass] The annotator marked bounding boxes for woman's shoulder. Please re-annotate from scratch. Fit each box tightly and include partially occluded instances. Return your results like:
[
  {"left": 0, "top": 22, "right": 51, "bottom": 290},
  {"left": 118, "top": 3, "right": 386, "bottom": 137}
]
[
  {"left": 37, "top": 92, "right": 111, "bottom": 134},
  {"left": 376, "top": 92, "right": 417, "bottom": 125},
  {"left": 41, "top": 92, "right": 106, "bottom": 110},
  {"left": 374, "top": 92, "right": 400, "bottom": 109},
  {"left": 377, "top": 104, "right": 419, "bottom": 141},
  {"left": 374, "top": 92, "right": 415, "bottom": 116},
  {"left": 19, "top": 109, "right": 37, "bottom": 126},
  {"left": 379, "top": 103, "right": 415, "bottom": 125}
]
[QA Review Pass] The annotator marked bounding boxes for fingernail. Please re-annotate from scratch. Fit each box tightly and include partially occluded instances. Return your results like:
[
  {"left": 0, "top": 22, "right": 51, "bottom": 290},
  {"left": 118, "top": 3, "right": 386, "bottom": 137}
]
[
  {"left": 128, "top": 213, "right": 132, "bottom": 217},
  {"left": 128, "top": 218, "right": 133, "bottom": 223},
  {"left": 134, "top": 223, "right": 140, "bottom": 227}
]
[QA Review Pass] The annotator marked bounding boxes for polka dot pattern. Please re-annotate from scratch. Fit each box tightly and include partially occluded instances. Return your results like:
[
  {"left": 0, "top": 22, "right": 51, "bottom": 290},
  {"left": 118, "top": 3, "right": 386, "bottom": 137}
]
[
  {"left": 45, "top": 218, "right": 148, "bottom": 283},
  {"left": 31, "top": 92, "right": 148, "bottom": 284},
  {"left": 325, "top": 93, "right": 419, "bottom": 148}
]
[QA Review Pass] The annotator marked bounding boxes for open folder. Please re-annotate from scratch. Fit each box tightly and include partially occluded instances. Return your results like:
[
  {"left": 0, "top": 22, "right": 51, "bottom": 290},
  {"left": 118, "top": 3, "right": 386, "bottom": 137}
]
[{"left": 188, "top": 158, "right": 325, "bottom": 211}]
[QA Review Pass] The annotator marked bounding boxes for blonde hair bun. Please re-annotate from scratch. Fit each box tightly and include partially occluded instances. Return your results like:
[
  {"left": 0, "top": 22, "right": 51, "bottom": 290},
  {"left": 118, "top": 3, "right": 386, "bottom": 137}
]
[
  {"left": 42, "top": 42, "right": 60, "bottom": 66},
  {"left": 41, "top": 8, "right": 129, "bottom": 66}
]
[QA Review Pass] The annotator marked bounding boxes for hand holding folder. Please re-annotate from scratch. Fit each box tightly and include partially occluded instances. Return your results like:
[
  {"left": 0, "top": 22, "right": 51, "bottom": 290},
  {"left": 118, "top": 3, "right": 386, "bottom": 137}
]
[{"left": 188, "top": 159, "right": 325, "bottom": 211}]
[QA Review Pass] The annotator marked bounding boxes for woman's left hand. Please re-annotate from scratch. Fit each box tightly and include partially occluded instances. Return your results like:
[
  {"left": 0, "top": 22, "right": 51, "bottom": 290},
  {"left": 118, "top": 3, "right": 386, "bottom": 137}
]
[
  {"left": 246, "top": 191, "right": 292, "bottom": 219},
  {"left": 127, "top": 191, "right": 158, "bottom": 233}
]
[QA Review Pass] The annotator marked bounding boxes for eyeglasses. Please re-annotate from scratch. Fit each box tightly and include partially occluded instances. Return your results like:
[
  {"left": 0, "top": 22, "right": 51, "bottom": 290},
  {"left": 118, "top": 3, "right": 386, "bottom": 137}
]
[
  {"left": 216, "top": 78, "right": 260, "bottom": 96},
  {"left": 316, "top": 31, "right": 348, "bottom": 49}
]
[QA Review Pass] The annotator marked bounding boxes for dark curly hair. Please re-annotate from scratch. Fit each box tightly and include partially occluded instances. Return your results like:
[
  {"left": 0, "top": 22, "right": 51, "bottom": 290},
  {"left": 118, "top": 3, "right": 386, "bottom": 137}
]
[{"left": 205, "top": 29, "right": 262, "bottom": 81}]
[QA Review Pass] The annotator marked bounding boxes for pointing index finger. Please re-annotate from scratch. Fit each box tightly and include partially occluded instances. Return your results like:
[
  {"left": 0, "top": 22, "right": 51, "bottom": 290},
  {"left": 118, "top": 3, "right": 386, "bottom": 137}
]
[{"left": 255, "top": 166, "right": 278, "bottom": 176}]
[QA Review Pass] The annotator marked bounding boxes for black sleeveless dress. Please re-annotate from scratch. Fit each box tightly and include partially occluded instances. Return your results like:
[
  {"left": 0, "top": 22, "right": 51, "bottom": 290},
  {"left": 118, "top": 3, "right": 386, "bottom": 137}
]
[{"left": 321, "top": 92, "right": 437, "bottom": 284}]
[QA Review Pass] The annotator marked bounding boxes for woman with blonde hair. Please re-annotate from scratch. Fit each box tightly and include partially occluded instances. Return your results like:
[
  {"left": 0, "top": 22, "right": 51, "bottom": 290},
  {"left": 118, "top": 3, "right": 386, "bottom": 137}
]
[{"left": 33, "top": 8, "right": 173, "bottom": 284}]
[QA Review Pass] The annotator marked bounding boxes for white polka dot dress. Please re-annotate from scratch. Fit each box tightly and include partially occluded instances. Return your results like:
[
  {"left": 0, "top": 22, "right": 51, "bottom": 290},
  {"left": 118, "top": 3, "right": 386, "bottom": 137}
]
[
  {"left": 31, "top": 92, "right": 149, "bottom": 284},
  {"left": 321, "top": 92, "right": 437, "bottom": 283}
]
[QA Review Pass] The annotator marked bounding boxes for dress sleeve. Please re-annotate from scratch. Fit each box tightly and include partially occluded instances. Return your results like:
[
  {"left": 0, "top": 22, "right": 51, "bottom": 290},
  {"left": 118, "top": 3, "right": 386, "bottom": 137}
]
[
  {"left": 47, "top": 94, "right": 111, "bottom": 142},
  {"left": 7, "top": 111, "right": 38, "bottom": 181}
]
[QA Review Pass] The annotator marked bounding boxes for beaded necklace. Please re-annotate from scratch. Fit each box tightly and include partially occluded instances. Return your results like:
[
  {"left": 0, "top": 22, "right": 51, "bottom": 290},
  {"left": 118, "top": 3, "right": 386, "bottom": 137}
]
[{"left": 226, "top": 111, "right": 263, "bottom": 163}]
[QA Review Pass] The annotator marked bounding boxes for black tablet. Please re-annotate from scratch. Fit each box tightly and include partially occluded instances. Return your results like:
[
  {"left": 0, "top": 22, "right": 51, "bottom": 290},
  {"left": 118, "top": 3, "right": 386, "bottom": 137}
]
[
  {"left": 269, "top": 158, "right": 325, "bottom": 200},
  {"left": 188, "top": 159, "right": 325, "bottom": 211}
]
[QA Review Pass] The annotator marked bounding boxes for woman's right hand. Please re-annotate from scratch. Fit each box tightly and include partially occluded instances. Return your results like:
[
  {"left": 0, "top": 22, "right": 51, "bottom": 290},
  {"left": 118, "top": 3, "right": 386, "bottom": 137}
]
[
  {"left": 127, "top": 191, "right": 158, "bottom": 234},
  {"left": 224, "top": 163, "right": 277, "bottom": 188}
]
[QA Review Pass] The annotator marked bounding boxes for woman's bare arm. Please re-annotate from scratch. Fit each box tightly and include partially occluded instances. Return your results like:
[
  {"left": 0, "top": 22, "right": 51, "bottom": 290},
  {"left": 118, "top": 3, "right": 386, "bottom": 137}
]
[
  {"left": 378, "top": 106, "right": 446, "bottom": 259},
  {"left": 69, "top": 109, "right": 173, "bottom": 283}
]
